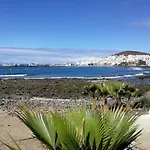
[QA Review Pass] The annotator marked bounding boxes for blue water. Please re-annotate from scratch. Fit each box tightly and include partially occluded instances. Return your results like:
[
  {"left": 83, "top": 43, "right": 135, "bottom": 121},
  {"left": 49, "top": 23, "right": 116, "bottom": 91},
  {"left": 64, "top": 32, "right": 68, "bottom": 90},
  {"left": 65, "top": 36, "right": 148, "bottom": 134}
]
[{"left": 0, "top": 66, "right": 150, "bottom": 81}]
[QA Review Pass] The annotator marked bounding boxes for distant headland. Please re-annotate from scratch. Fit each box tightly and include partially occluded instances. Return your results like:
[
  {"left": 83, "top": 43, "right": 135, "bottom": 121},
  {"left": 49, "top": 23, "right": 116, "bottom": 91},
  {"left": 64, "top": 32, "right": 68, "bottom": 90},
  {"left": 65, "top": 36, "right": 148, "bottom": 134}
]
[{"left": 114, "top": 50, "right": 150, "bottom": 56}]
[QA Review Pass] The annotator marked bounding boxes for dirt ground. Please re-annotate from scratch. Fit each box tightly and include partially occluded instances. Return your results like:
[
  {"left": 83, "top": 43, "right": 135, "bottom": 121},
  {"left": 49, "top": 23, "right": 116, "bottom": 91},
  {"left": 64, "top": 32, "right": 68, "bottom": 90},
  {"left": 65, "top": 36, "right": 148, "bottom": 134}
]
[{"left": 0, "top": 79, "right": 149, "bottom": 101}]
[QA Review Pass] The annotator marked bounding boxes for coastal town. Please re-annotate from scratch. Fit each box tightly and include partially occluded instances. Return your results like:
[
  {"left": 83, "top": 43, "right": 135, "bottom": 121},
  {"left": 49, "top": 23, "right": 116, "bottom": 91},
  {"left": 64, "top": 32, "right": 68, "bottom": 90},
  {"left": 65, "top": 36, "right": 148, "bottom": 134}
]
[
  {"left": 2, "top": 51, "right": 150, "bottom": 67},
  {"left": 75, "top": 52, "right": 150, "bottom": 67}
]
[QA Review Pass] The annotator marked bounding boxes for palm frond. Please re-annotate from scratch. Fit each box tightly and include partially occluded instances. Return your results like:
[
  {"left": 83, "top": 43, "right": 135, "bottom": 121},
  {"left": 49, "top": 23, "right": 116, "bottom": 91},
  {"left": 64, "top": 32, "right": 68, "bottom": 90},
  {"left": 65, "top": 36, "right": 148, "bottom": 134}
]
[
  {"left": 2, "top": 104, "right": 142, "bottom": 150},
  {"left": 52, "top": 111, "right": 80, "bottom": 150},
  {"left": 15, "top": 104, "right": 60, "bottom": 150}
]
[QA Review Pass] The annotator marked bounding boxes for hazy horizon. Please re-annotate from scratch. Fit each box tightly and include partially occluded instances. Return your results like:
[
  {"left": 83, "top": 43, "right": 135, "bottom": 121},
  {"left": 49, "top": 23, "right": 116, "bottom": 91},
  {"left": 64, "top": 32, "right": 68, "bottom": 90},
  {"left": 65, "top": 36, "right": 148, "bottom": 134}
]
[{"left": 0, "top": 47, "right": 121, "bottom": 64}]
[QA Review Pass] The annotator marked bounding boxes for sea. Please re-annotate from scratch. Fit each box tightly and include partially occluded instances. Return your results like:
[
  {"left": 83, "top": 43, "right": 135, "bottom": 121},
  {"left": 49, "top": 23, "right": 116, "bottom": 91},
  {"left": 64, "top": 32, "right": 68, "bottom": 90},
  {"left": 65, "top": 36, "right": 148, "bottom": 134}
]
[{"left": 0, "top": 66, "right": 150, "bottom": 83}]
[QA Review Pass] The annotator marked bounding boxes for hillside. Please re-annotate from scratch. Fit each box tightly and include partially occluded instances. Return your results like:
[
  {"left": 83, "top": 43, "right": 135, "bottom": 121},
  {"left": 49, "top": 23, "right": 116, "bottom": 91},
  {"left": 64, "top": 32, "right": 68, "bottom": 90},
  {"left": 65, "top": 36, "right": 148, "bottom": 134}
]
[{"left": 114, "top": 50, "right": 150, "bottom": 56}]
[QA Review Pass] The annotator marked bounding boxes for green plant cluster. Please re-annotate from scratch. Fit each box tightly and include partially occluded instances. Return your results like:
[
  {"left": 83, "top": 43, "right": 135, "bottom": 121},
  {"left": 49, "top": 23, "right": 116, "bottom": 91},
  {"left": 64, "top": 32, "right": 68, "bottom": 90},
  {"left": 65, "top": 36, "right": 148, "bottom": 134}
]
[
  {"left": 84, "top": 81, "right": 139, "bottom": 102},
  {"left": 3, "top": 104, "right": 142, "bottom": 150}
]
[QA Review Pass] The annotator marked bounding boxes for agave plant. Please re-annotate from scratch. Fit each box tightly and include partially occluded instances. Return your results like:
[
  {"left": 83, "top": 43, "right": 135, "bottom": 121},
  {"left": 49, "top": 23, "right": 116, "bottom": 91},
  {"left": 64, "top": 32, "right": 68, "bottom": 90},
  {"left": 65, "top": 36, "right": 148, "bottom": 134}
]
[{"left": 3, "top": 104, "right": 142, "bottom": 150}]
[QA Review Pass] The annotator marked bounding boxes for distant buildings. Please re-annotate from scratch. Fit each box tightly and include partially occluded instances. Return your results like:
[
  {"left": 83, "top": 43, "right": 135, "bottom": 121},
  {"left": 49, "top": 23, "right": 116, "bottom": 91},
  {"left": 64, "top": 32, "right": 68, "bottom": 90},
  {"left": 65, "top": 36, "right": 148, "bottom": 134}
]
[
  {"left": 97, "top": 54, "right": 150, "bottom": 67},
  {"left": 28, "top": 63, "right": 37, "bottom": 67},
  {"left": 2, "top": 63, "right": 18, "bottom": 67},
  {"left": 72, "top": 54, "right": 150, "bottom": 67},
  {"left": 1, "top": 52, "right": 150, "bottom": 67}
]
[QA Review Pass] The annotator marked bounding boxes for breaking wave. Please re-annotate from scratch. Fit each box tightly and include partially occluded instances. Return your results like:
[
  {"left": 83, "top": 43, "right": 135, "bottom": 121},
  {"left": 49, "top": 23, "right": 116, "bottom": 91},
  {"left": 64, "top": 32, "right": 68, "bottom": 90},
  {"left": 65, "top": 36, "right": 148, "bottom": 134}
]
[
  {"left": 129, "top": 67, "right": 143, "bottom": 71},
  {"left": 0, "top": 74, "right": 27, "bottom": 78},
  {"left": 22, "top": 73, "right": 144, "bottom": 80}
]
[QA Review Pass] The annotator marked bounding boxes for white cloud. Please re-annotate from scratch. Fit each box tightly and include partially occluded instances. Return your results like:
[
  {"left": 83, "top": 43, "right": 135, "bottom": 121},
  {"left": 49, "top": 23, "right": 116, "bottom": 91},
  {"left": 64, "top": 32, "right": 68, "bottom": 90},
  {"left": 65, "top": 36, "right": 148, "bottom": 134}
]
[
  {"left": 0, "top": 48, "right": 60, "bottom": 55},
  {"left": 132, "top": 20, "right": 150, "bottom": 26},
  {"left": 0, "top": 48, "right": 117, "bottom": 64}
]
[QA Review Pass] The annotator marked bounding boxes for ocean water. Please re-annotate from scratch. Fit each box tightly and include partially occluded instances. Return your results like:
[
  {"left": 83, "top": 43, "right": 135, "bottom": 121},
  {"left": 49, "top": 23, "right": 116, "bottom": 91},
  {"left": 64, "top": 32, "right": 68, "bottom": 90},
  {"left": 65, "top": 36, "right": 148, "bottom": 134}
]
[{"left": 0, "top": 66, "right": 150, "bottom": 82}]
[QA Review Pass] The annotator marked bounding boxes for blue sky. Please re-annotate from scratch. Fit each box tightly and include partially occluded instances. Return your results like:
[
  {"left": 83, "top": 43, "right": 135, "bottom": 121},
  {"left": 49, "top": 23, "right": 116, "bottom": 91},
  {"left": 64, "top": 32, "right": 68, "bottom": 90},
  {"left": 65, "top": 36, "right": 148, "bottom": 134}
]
[{"left": 0, "top": 0, "right": 150, "bottom": 63}]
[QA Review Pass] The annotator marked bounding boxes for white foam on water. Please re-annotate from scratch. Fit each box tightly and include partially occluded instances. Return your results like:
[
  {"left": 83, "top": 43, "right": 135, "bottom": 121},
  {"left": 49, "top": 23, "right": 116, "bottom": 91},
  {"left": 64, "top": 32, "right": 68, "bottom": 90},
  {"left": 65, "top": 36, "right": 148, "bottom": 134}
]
[
  {"left": 23, "top": 73, "right": 144, "bottom": 80},
  {"left": 97, "top": 73, "right": 144, "bottom": 79},
  {"left": 0, "top": 74, "right": 27, "bottom": 77},
  {"left": 144, "top": 71, "right": 150, "bottom": 74},
  {"left": 24, "top": 78, "right": 45, "bottom": 80},
  {"left": 129, "top": 67, "right": 143, "bottom": 71},
  {"left": 0, "top": 73, "right": 144, "bottom": 80}
]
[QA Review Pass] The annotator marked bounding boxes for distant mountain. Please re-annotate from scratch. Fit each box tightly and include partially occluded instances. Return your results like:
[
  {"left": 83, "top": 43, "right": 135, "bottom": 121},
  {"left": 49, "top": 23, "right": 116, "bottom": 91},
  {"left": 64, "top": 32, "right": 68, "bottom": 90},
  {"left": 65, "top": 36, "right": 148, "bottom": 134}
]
[{"left": 114, "top": 51, "right": 150, "bottom": 56}]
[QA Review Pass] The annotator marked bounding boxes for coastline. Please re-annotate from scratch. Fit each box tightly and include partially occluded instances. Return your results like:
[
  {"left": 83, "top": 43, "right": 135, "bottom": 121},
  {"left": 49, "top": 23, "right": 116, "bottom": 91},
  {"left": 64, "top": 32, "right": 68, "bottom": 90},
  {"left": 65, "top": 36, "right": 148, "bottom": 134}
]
[{"left": 0, "top": 78, "right": 149, "bottom": 111}]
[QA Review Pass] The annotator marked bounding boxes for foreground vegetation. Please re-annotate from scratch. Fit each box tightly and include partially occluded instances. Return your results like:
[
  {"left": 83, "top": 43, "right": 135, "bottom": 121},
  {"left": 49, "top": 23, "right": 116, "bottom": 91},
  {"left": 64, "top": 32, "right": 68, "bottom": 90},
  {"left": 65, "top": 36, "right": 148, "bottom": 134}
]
[
  {"left": 2, "top": 104, "right": 142, "bottom": 150},
  {"left": 2, "top": 81, "right": 148, "bottom": 149}
]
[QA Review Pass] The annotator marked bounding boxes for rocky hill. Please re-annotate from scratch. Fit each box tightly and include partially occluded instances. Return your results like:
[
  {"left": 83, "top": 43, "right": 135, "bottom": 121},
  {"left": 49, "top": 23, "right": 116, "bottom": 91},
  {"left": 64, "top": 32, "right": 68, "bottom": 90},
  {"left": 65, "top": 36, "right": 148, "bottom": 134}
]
[{"left": 114, "top": 50, "right": 150, "bottom": 56}]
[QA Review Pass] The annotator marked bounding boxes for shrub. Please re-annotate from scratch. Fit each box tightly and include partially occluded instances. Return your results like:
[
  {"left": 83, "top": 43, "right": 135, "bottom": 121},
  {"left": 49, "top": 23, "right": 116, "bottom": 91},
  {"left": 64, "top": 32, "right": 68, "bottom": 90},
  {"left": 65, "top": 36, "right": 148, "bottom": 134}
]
[
  {"left": 132, "top": 91, "right": 150, "bottom": 108},
  {"left": 84, "top": 81, "right": 139, "bottom": 106}
]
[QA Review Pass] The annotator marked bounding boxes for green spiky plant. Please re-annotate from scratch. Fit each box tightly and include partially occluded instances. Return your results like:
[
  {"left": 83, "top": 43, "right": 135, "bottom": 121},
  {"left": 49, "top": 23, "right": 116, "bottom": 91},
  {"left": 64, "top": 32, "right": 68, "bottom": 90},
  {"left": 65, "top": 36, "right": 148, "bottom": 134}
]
[
  {"left": 85, "top": 81, "right": 139, "bottom": 108},
  {"left": 97, "top": 81, "right": 139, "bottom": 101},
  {"left": 3, "top": 104, "right": 142, "bottom": 150}
]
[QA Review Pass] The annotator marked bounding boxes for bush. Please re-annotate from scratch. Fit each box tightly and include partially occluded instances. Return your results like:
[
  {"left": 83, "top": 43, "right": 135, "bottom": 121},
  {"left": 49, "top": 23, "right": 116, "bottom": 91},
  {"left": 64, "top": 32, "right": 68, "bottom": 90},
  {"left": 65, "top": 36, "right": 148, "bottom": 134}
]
[
  {"left": 132, "top": 91, "right": 150, "bottom": 108},
  {"left": 84, "top": 81, "right": 139, "bottom": 109}
]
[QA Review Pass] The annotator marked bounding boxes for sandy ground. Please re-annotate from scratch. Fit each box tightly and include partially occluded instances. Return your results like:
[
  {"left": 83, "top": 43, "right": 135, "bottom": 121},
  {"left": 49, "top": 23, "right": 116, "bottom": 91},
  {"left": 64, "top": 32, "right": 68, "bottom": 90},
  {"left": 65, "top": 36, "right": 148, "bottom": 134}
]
[
  {"left": 135, "top": 112, "right": 150, "bottom": 150},
  {"left": 0, "top": 109, "right": 150, "bottom": 150},
  {"left": 0, "top": 109, "right": 45, "bottom": 150}
]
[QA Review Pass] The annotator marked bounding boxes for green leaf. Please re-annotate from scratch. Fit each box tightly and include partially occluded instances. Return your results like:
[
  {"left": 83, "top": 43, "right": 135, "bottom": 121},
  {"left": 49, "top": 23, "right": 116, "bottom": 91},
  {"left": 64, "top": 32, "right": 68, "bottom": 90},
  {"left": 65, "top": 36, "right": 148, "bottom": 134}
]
[{"left": 2, "top": 104, "right": 142, "bottom": 150}]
